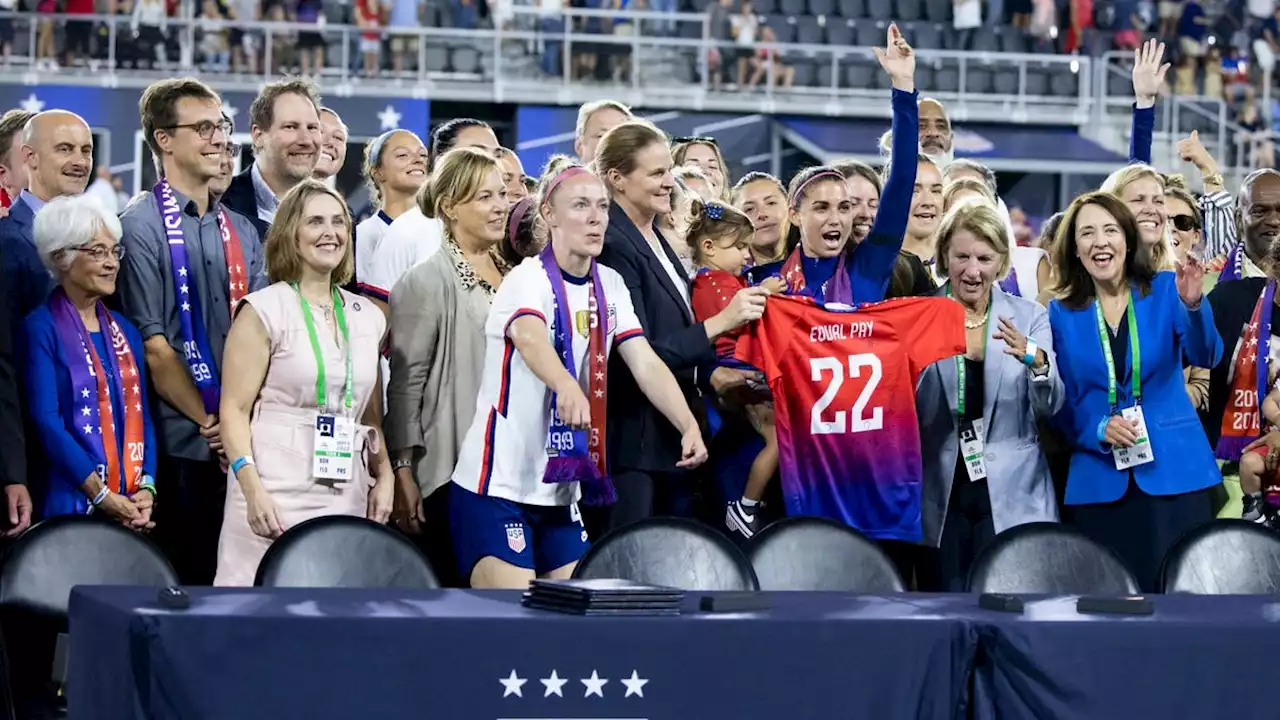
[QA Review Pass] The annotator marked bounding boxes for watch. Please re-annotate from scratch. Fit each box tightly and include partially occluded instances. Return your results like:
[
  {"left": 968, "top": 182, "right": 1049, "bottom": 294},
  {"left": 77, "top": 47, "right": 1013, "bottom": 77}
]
[
  {"left": 1203, "top": 172, "right": 1224, "bottom": 187},
  {"left": 392, "top": 459, "right": 413, "bottom": 471},
  {"left": 1030, "top": 355, "right": 1051, "bottom": 377}
]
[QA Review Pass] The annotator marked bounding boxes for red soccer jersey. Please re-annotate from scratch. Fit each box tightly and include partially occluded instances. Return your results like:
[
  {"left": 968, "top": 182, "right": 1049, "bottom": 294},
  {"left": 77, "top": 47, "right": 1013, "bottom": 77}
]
[
  {"left": 736, "top": 294, "right": 965, "bottom": 540},
  {"left": 691, "top": 267, "right": 748, "bottom": 359}
]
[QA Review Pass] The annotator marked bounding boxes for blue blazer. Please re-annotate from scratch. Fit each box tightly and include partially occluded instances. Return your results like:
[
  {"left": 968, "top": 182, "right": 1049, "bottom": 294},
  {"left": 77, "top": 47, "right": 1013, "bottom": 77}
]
[
  {"left": 23, "top": 305, "right": 158, "bottom": 516},
  {"left": 1049, "top": 272, "right": 1223, "bottom": 504},
  {"left": 0, "top": 197, "right": 54, "bottom": 346}
]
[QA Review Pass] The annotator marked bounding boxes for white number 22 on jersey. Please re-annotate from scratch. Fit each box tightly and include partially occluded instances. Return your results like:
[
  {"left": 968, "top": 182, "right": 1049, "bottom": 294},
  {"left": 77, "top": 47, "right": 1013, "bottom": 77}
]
[{"left": 809, "top": 354, "right": 884, "bottom": 435}]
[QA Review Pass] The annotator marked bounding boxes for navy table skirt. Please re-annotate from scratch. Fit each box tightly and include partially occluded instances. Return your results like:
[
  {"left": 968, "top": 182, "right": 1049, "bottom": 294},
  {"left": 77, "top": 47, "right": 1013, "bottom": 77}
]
[{"left": 68, "top": 587, "right": 978, "bottom": 720}]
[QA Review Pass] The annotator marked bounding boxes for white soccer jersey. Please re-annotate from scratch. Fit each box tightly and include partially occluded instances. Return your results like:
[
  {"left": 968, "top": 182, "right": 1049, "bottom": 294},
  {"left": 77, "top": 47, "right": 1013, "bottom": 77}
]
[
  {"left": 452, "top": 256, "right": 644, "bottom": 507},
  {"left": 355, "top": 210, "right": 392, "bottom": 288},
  {"left": 363, "top": 207, "right": 444, "bottom": 300}
]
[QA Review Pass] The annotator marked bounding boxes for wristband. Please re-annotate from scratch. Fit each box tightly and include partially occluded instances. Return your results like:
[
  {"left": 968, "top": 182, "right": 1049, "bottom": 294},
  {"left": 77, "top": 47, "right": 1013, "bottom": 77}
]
[
  {"left": 91, "top": 485, "right": 110, "bottom": 506},
  {"left": 1022, "top": 338, "right": 1039, "bottom": 368},
  {"left": 1096, "top": 416, "right": 1111, "bottom": 445},
  {"left": 139, "top": 474, "right": 157, "bottom": 496},
  {"left": 230, "top": 456, "right": 255, "bottom": 475},
  {"left": 392, "top": 458, "right": 413, "bottom": 471}
]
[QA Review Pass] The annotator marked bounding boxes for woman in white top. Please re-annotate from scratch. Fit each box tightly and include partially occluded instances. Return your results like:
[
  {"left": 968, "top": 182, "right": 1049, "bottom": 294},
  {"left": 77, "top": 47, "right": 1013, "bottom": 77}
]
[
  {"left": 364, "top": 119, "right": 500, "bottom": 301},
  {"left": 354, "top": 129, "right": 427, "bottom": 298},
  {"left": 450, "top": 161, "right": 708, "bottom": 589}
]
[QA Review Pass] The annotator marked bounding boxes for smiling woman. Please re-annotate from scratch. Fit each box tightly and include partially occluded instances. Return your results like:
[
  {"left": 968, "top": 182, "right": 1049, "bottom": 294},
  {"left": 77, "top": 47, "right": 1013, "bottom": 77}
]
[{"left": 213, "top": 179, "right": 393, "bottom": 587}]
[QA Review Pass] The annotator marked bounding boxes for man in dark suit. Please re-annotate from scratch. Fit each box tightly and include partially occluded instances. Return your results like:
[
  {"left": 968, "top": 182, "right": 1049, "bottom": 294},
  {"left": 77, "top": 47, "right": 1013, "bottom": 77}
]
[
  {"left": 220, "top": 78, "right": 321, "bottom": 240},
  {"left": 0, "top": 239, "right": 30, "bottom": 537}
]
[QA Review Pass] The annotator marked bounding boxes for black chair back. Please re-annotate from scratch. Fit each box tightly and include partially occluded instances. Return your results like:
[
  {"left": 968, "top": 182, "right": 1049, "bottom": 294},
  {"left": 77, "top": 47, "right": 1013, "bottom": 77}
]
[
  {"left": 966, "top": 522, "right": 1139, "bottom": 594},
  {"left": 255, "top": 515, "right": 439, "bottom": 588},
  {"left": 0, "top": 515, "right": 177, "bottom": 620},
  {"left": 1161, "top": 519, "right": 1280, "bottom": 594},
  {"left": 574, "top": 518, "right": 759, "bottom": 590},
  {"left": 746, "top": 517, "right": 905, "bottom": 591}
]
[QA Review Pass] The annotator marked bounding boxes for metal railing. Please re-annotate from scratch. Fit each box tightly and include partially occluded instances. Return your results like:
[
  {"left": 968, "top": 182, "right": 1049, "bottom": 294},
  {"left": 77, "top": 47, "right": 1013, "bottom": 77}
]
[{"left": 0, "top": 8, "right": 1091, "bottom": 121}]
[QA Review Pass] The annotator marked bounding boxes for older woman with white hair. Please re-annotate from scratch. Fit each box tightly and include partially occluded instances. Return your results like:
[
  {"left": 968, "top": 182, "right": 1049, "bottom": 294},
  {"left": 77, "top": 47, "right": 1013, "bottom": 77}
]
[{"left": 23, "top": 194, "right": 157, "bottom": 526}]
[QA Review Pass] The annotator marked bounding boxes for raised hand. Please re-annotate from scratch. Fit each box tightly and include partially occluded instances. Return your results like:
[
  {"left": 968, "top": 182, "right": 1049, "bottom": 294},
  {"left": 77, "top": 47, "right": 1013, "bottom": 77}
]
[
  {"left": 1175, "top": 253, "right": 1206, "bottom": 308},
  {"left": 992, "top": 315, "right": 1047, "bottom": 369},
  {"left": 873, "top": 23, "right": 915, "bottom": 92},
  {"left": 1132, "top": 38, "right": 1169, "bottom": 108}
]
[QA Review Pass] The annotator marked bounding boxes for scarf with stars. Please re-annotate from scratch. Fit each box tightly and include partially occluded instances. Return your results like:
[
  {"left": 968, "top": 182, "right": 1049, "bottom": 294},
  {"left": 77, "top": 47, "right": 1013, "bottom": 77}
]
[
  {"left": 154, "top": 178, "right": 248, "bottom": 415},
  {"left": 1218, "top": 280, "right": 1276, "bottom": 460},
  {"left": 538, "top": 241, "right": 615, "bottom": 506},
  {"left": 49, "top": 288, "right": 146, "bottom": 496}
]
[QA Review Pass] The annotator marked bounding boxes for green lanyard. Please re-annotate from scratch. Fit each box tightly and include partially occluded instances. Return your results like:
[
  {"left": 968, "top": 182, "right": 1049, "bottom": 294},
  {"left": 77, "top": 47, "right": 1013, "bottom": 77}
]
[
  {"left": 950, "top": 286, "right": 989, "bottom": 418},
  {"left": 294, "top": 283, "right": 354, "bottom": 413},
  {"left": 1094, "top": 291, "right": 1141, "bottom": 409}
]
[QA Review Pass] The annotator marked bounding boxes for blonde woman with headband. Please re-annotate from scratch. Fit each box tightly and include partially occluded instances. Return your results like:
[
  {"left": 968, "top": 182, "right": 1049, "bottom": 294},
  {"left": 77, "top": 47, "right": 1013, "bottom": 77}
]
[
  {"left": 355, "top": 130, "right": 427, "bottom": 291},
  {"left": 386, "top": 147, "right": 512, "bottom": 587}
]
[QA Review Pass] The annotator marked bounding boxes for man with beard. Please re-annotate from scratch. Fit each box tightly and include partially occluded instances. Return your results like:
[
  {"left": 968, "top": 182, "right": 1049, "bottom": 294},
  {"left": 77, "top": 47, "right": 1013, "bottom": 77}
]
[
  {"left": 221, "top": 78, "right": 321, "bottom": 238},
  {"left": 314, "top": 106, "right": 348, "bottom": 186},
  {"left": 1206, "top": 169, "right": 1280, "bottom": 524}
]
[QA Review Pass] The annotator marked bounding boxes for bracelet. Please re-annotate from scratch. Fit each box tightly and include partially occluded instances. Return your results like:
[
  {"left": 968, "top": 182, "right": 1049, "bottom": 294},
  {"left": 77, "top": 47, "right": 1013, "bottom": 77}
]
[
  {"left": 1096, "top": 416, "right": 1111, "bottom": 445},
  {"left": 138, "top": 475, "right": 157, "bottom": 497},
  {"left": 1022, "top": 338, "right": 1039, "bottom": 368},
  {"left": 230, "top": 456, "right": 255, "bottom": 475},
  {"left": 91, "top": 485, "right": 110, "bottom": 506},
  {"left": 392, "top": 459, "right": 413, "bottom": 471}
]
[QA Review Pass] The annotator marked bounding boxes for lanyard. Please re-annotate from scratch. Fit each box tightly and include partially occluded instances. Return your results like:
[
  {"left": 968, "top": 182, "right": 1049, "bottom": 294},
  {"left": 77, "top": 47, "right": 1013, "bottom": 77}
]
[
  {"left": 1094, "top": 291, "right": 1141, "bottom": 409},
  {"left": 294, "top": 283, "right": 354, "bottom": 413},
  {"left": 950, "top": 287, "right": 989, "bottom": 418}
]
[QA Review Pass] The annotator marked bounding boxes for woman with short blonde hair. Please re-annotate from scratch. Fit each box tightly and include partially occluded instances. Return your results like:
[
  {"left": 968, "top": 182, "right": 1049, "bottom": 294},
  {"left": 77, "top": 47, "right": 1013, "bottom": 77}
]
[
  {"left": 1102, "top": 163, "right": 1176, "bottom": 271},
  {"left": 215, "top": 179, "right": 393, "bottom": 586}
]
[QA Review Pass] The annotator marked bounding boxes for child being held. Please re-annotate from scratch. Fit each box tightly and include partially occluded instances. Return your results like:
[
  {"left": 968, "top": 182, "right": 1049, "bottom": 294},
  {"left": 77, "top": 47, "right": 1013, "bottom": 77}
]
[
  {"left": 688, "top": 199, "right": 785, "bottom": 539},
  {"left": 1240, "top": 370, "right": 1280, "bottom": 528}
]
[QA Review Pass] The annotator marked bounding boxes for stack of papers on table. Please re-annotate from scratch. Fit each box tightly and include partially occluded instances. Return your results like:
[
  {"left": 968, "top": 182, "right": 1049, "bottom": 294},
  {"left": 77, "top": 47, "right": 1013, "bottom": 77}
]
[{"left": 522, "top": 578, "right": 684, "bottom": 616}]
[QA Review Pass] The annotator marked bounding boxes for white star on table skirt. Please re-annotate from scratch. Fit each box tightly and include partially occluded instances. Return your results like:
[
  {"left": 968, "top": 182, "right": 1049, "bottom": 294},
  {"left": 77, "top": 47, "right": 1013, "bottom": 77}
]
[
  {"left": 581, "top": 670, "right": 608, "bottom": 698},
  {"left": 621, "top": 670, "right": 648, "bottom": 698},
  {"left": 540, "top": 670, "right": 567, "bottom": 697},
  {"left": 499, "top": 669, "right": 526, "bottom": 698},
  {"left": 377, "top": 104, "right": 403, "bottom": 131}
]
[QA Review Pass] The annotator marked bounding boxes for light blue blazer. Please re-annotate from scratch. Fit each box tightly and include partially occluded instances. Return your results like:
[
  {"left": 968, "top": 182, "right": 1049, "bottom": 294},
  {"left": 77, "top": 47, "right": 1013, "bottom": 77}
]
[
  {"left": 1049, "top": 271, "right": 1223, "bottom": 505},
  {"left": 917, "top": 286, "right": 1065, "bottom": 547}
]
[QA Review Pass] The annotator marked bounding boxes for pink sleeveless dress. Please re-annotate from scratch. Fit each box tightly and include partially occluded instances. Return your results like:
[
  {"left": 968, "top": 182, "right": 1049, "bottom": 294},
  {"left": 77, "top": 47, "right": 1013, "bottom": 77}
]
[{"left": 214, "top": 282, "right": 387, "bottom": 586}]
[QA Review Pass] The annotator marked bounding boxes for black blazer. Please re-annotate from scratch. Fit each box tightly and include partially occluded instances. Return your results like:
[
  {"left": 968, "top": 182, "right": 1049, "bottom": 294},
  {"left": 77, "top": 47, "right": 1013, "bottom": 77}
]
[
  {"left": 0, "top": 241, "right": 26, "bottom": 489},
  {"left": 599, "top": 203, "right": 716, "bottom": 474},
  {"left": 220, "top": 167, "right": 271, "bottom": 241}
]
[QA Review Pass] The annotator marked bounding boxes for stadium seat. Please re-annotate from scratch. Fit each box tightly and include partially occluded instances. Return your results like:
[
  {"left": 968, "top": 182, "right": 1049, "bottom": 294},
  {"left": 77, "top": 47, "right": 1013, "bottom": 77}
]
[
  {"left": 826, "top": 18, "right": 854, "bottom": 46},
  {"left": 573, "top": 518, "right": 759, "bottom": 591},
  {"left": 855, "top": 20, "right": 882, "bottom": 47},
  {"left": 425, "top": 46, "right": 451, "bottom": 73},
  {"left": 837, "top": 0, "right": 866, "bottom": 17},
  {"left": 998, "top": 25, "right": 1028, "bottom": 53},
  {"left": 924, "top": 0, "right": 951, "bottom": 22},
  {"left": 796, "top": 15, "right": 824, "bottom": 44},
  {"left": 753, "top": 0, "right": 779, "bottom": 14},
  {"left": 1024, "top": 68, "right": 1049, "bottom": 95},
  {"left": 971, "top": 30, "right": 1000, "bottom": 53},
  {"left": 1050, "top": 70, "right": 1080, "bottom": 97},
  {"left": 808, "top": 0, "right": 835, "bottom": 17},
  {"left": 793, "top": 59, "right": 819, "bottom": 87},
  {"left": 934, "top": 63, "right": 961, "bottom": 92},
  {"left": 746, "top": 517, "right": 906, "bottom": 591},
  {"left": 1107, "top": 69, "right": 1131, "bottom": 98},
  {"left": 255, "top": 516, "right": 440, "bottom": 589},
  {"left": 911, "top": 23, "right": 942, "bottom": 50},
  {"left": 866, "top": 0, "right": 891, "bottom": 21},
  {"left": 1161, "top": 520, "right": 1280, "bottom": 594},
  {"left": 967, "top": 522, "right": 1140, "bottom": 594},
  {"left": 967, "top": 66, "right": 993, "bottom": 94},
  {"left": 992, "top": 65, "right": 1019, "bottom": 94},
  {"left": 845, "top": 60, "right": 877, "bottom": 88},
  {"left": 452, "top": 46, "right": 482, "bottom": 75},
  {"left": 896, "top": 0, "right": 922, "bottom": 21},
  {"left": 767, "top": 14, "right": 797, "bottom": 43},
  {"left": 780, "top": 0, "right": 806, "bottom": 17}
]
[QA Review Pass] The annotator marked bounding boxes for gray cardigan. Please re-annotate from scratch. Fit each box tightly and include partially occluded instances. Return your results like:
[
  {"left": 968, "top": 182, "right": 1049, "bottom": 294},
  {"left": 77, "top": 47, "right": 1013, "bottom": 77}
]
[{"left": 385, "top": 248, "right": 493, "bottom": 498}]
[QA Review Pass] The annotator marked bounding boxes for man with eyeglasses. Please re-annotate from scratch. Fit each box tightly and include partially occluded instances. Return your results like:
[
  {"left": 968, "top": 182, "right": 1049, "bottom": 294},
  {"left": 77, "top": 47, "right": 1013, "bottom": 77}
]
[
  {"left": 117, "top": 77, "right": 268, "bottom": 586},
  {"left": 210, "top": 112, "right": 241, "bottom": 201}
]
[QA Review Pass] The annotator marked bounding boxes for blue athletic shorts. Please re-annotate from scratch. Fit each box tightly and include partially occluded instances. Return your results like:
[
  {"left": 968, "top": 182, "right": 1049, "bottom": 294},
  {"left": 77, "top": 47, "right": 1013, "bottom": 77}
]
[{"left": 449, "top": 485, "right": 590, "bottom": 580}]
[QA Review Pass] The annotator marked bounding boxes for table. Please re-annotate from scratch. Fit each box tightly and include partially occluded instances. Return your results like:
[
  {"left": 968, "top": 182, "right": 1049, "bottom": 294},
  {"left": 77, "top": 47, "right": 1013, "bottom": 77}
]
[
  {"left": 970, "top": 594, "right": 1280, "bottom": 720},
  {"left": 68, "top": 587, "right": 978, "bottom": 720}
]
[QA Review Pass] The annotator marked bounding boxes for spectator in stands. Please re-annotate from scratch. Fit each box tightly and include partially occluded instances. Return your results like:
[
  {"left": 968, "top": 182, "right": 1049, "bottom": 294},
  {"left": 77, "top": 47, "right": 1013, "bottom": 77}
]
[
  {"left": 1112, "top": 0, "right": 1142, "bottom": 50},
  {"left": 34, "top": 0, "right": 55, "bottom": 70},
  {"left": 119, "top": 78, "right": 267, "bottom": 585},
  {"left": 1010, "top": 0, "right": 1032, "bottom": 28},
  {"left": 295, "top": 0, "right": 326, "bottom": 76},
  {"left": 731, "top": 0, "right": 759, "bottom": 87},
  {"left": 595, "top": 119, "right": 765, "bottom": 532},
  {"left": 706, "top": 0, "right": 733, "bottom": 90},
  {"left": 387, "top": 148, "right": 512, "bottom": 587},
  {"left": 916, "top": 201, "right": 1062, "bottom": 591},
  {"left": 227, "top": 0, "right": 259, "bottom": 74},
  {"left": 574, "top": 99, "right": 632, "bottom": 165},
  {"left": 1157, "top": 0, "right": 1180, "bottom": 37},
  {"left": 1, "top": 110, "right": 93, "bottom": 337},
  {"left": 747, "top": 26, "right": 794, "bottom": 89},
  {"left": 672, "top": 137, "right": 729, "bottom": 201},
  {"left": 0, "top": 109, "right": 34, "bottom": 210},
  {"left": 1049, "top": 191, "right": 1221, "bottom": 592},
  {"left": 24, "top": 194, "right": 157, "bottom": 521},
  {"left": 132, "top": 0, "right": 171, "bottom": 69},
  {"left": 63, "top": 0, "right": 95, "bottom": 67},
  {"left": 1178, "top": 0, "right": 1209, "bottom": 58},
  {"left": 365, "top": 118, "right": 499, "bottom": 302},
  {"left": 386, "top": 0, "right": 422, "bottom": 74},
  {"left": 216, "top": 180, "right": 392, "bottom": 586},
  {"left": 954, "top": 0, "right": 982, "bottom": 49},
  {"left": 355, "top": 0, "right": 382, "bottom": 76},
  {"left": 315, "top": 107, "right": 348, "bottom": 184},
  {"left": 222, "top": 78, "right": 322, "bottom": 238},
  {"left": 355, "top": 130, "right": 427, "bottom": 288},
  {"left": 1065, "top": 0, "right": 1093, "bottom": 53},
  {"left": 0, "top": 0, "right": 14, "bottom": 69},
  {"left": 198, "top": 0, "right": 230, "bottom": 71},
  {"left": 732, "top": 172, "right": 789, "bottom": 283},
  {"left": 451, "top": 158, "right": 706, "bottom": 588},
  {"left": 493, "top": 146, "right": 529, "bottom": 202}
]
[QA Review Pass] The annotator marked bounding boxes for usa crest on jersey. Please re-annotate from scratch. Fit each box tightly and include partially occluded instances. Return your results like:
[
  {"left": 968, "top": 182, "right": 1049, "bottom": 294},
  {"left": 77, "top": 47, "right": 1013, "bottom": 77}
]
[{"left": 505, "top": 523, "right": 527, "bottom": 553}]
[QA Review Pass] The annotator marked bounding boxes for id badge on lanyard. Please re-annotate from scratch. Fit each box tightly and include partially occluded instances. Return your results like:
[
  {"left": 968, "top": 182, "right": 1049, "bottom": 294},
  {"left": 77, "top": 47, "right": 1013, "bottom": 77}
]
[
  {"left": 1096, "top": 294, "right": 1154, "bottom": 470},
  {"left": 296, "top": 284, "right": 357, "bottom": 484},
  {"left": 954, "top": 287, "right": 990, "bottom": 482}
]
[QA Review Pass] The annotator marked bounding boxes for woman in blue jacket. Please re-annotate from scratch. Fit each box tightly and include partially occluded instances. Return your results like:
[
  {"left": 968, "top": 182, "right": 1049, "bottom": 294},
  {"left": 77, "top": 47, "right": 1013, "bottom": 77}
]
[
  {"left": 1048, "top": 191, "right": 1222, "bottom": 591},
  {"left": 23, "top": 194, "right": 157, "bottom": 526}
]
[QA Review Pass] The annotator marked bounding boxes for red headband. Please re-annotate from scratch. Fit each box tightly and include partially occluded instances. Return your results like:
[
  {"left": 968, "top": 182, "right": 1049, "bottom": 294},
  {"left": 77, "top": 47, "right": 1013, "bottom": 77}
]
[
  {"left": 507, "top": 196, "right": 534, "bottom": 247},
  {"left": 789, "top": 170, "right": 846, "bottom": 209}
]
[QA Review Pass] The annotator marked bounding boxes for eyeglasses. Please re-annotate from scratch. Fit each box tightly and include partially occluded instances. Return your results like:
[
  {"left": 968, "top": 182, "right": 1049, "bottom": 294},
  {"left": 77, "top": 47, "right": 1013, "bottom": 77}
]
[
  {"left": 164, "top": 120, "right": 233, "bottom": 141},
  {"left": 672, "top": 136, "right": 718, "bottom": 146},
  {"left": 1170, "top": 214, "right": 1200, "bottom": 232},
  {"left": 74, "top": 244, "right": 125, "bottom": 262}
]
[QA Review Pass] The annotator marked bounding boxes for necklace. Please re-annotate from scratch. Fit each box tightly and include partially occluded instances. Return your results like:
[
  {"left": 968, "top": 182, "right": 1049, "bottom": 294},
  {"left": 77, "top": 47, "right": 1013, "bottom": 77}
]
[{"left": 964, "top": 311, "right": 988, "bottom": 330}]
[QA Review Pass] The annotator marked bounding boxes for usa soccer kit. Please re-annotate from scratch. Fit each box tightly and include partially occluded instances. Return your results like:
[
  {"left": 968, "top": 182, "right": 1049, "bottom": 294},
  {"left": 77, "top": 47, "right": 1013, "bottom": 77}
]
[{"left": 736, "top": 294, "right": 965, "bottom": 540}]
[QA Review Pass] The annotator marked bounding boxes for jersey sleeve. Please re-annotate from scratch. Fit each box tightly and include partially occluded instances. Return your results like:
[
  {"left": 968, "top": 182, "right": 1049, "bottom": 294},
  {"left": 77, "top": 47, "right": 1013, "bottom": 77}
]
[
  {"left": 604, "top": 267, "right": 644, "bottom": 345},
  {"left": 897, "top": 296, "right": 967, "bottom": 377},
  {"left": 487, "top": 264, "right": 551, "bottom": 339},
  {"left": 691, "top": 271, "right": 736, "bottom": 323},
  {"left": 735, "top": 294, "right": 795, "bottom": 383}
]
